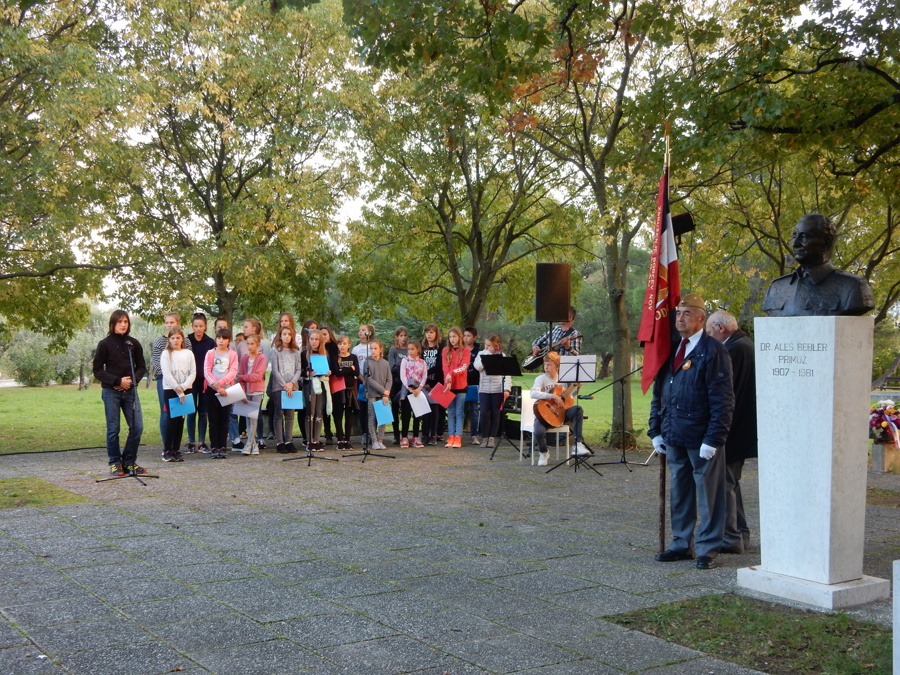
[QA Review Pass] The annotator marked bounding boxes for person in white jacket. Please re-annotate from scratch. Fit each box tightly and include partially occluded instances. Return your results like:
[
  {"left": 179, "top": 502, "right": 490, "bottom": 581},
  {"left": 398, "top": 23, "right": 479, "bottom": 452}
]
[
  {"left": 160, "top": 327, "right": 196, "bottom": 462},
  {"left": 472, "top": 335, "right": 511, "bottom": 449}
]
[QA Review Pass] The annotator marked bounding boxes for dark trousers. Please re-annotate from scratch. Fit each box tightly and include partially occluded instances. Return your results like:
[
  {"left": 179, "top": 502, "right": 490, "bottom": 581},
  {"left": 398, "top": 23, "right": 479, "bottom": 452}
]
[
  {"left": 163, "top": 388, "right": 191, "bottom": 454},
  {"left": 400, "top": 398, "right": 422, "bottom": 437},
  {"left": 478, "top": 392, "right": 504, "bottom": 438},
  {"left": 101, "top": 387, "right": 143, "bottom": 466},
  {"left": 666, "top": 444, "right": 727, "bottom": 558},
  {"left": 205, "top": 388, "right": 232, "bottom": 451},
  {"left": 724, "top": 459, "right": 750, "bottom": 551}
]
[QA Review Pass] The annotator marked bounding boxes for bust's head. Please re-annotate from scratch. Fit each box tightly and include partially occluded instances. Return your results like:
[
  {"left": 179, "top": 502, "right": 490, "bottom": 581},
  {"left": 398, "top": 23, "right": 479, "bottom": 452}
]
[{"left": 791, "top": 214, "right": 835, "bottom": 269}]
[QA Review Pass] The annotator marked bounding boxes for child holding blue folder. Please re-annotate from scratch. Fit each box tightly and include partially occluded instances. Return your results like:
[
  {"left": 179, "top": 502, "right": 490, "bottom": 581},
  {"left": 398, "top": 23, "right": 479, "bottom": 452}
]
[
  {"left": 161, "top": 327, "right": 196, "bottom": 462},
  {"left": 365, "top": 340, "right": 392, "bottom": 451}
]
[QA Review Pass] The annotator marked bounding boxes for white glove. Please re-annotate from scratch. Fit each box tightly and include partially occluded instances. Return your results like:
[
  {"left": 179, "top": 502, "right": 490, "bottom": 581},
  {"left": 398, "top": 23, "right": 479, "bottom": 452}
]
[
  {"left": 652, "top": 435, "right": 666, "bottom": 456},
  {"left": 699, "top": 444, "right": 716, "bottom": 460}
]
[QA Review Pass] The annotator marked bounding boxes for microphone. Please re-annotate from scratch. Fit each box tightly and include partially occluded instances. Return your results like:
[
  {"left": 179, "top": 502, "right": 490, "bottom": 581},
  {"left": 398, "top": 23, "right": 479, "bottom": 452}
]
[
  {"left": 364, "top": 332, "right": 371, "bottom": 337},
  {"left": 125, "top": 340, "right": 134, "bottom": 348}
]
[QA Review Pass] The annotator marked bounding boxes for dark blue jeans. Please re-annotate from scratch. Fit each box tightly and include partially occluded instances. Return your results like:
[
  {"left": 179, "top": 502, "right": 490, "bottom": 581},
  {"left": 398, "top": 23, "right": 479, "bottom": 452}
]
[{"left": 102, "top": 387, "right": 143, "bottom": 466}]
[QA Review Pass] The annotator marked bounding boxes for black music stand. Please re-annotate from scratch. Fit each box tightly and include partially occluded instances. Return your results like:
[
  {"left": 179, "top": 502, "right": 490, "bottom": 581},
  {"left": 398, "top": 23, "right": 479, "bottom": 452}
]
[
  {"left": 478, "top": 355, "right": 523, "bottom": 460},
  {"left": 545, "top": 355, "right": 601, "bottom": 475}
]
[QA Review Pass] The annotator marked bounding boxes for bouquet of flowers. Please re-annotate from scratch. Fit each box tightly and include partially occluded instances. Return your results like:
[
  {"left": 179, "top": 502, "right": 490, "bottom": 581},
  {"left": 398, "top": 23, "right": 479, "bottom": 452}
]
[{"left": 870, "top": 399, "right": 900, "bottom": 448}]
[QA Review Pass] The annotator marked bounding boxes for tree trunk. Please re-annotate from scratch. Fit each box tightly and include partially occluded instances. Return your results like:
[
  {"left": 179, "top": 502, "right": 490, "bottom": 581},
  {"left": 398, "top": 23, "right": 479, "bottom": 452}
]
[{"left": 605, "top": 232, "right": 635, "bottom": 449}]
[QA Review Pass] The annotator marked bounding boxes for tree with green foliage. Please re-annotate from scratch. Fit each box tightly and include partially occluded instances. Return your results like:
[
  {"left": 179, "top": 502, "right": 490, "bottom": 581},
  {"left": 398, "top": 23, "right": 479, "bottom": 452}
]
[
  {"left": 341, "top": 72, "right": 591, "bottom": 327},
  {"left": 0, "top": 0, "right": 120, "bottom": 340},
  {"left": 97, "top": 0, "right": 349, "bottom": 325},
  {"left": 342, "top": 0, "right": 692, "bottom": 443}
]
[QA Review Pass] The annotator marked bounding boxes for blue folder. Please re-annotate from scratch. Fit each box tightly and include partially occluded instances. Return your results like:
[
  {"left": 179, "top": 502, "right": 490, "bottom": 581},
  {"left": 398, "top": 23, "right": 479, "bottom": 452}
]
[
  {"left": 280, "top": 390, "right": 304, "bottom": 410},
  {"left": 372, "top": 400, "right": 394, "bottom": 425},
  {"left": 310, "top": 355, "right": 329, "bottom": 375},
  {"left": 168, "top": 395, "right": 196, "bottom": 418}
]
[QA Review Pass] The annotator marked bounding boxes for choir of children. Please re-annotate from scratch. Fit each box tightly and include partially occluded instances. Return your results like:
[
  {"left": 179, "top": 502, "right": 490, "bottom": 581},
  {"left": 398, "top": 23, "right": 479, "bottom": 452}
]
[{"left": 104, "top": 312, "right": 587, "bottom": 468}]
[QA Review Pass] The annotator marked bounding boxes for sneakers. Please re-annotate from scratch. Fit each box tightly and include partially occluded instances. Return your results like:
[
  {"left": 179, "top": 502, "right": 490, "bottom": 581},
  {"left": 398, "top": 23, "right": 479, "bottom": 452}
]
[
  {"left": 173, "top": 452, "right": 185, "bottom": 462},
  {"left": 276, "top": 443, "right": 289, "bottom": 454},
  {"left": 241, "top": 445, "right": 252, "bottom": 456},
  {"left": 572, "top": 442, "right": 592, "bottom": 456},
  {"left": 162, "top": 452, "right": 176, "bottom": 462},
  {"left": 537, "top": 452, "right": 549, "bottom": 467},
  {"left": 258, "top": 440, "right": 267, "bottom": 449},
  {"left": 445, "top": 436, "right": 453, "bottom": 448},
  {"left": 211, "top": 449, "right": 227, "bottom": 459},
  {"left": 471, "top": 435, "right": 481, "bottom": 446},
  {"left": 184, "top": 443, "right": 197, "bottom": 454},
  {"left": 126, "top": 465, "right": 148, "bottom": 474},
  {"left": 199, "top": 443, "right": 211, "bottom": 454},
  {"left": 231, "top": 440, "right": 244, "bottom": 451},
  {"left": 250, "top": 445, "right": 259, "bottom": 455},
  {"left": 451, "top": 436, "right": 462, "bottom": 448},
  {"left": 426, "top": 436, "right": 436, "bottom": 446},
  {"left": 109, "top": 463, "right": 126, "bottom": 476},
  {"left": 412, "top": 437, "right": 424, "bottom": 448},
  {"left": 486, "top": 437, "right": 496, "bottom": 448},
  {"left": 400, "top": 437, "right": 410, "bottom": 448},
  {"left": 286, "top": 442, "right": 299, "bottom": 453}
]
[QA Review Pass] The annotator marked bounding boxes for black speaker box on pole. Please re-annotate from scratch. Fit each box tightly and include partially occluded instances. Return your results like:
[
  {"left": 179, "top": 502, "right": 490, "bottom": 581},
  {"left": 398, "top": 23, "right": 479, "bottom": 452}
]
[{"left": 535, "top": 263, "right": 571, "bottom": 322}]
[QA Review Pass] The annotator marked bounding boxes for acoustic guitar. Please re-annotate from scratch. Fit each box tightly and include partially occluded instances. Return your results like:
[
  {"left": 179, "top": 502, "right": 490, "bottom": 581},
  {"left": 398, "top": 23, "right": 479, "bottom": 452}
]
[{"left": 533, "top": 382, "right": 578, "bottom": 428}]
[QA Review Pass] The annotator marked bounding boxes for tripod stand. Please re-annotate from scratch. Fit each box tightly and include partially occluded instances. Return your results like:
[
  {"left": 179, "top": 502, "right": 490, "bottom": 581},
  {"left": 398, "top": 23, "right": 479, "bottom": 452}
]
[
  {"left": 588, "top": 366, "right": 651, "bottom": 470},
  {"left": 284, "top": 380, "right": 337, "bottom": 466}
]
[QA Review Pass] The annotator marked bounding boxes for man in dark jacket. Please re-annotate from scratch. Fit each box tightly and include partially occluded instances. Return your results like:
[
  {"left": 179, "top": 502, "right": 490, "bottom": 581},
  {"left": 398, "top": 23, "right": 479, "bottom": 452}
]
[
  {"left": 707, "top": 310, "right": 758, "bottom": 554},
  {"left": 93, "top": 309, "right": 147, "bottom": 475},
  {"left": 649, "top": 294, "right": 734, "bottom": 569}
]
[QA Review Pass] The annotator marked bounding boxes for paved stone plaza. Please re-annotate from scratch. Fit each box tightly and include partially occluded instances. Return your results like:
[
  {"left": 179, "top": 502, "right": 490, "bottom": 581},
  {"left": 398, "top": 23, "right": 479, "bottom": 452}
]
[{"left": 0, "top": 442, "right": 894, "bottom": 674}]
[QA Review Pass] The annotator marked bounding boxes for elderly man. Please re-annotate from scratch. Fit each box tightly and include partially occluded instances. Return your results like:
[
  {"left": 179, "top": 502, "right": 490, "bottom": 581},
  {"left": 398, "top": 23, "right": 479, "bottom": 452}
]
[
  {"left": 706, "top": 310, "right": 757, "bottom": 554},
  {"left": 650, "top": 294, "right": 734, "bottom": 569},
  {"left": 762, "top": 213, "right": 874, "bottom": 316}
]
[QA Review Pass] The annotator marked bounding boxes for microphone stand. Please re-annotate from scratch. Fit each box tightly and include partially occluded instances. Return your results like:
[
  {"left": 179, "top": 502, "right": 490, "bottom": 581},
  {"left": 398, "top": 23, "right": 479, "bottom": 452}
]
[
  {"left": 284, "top": 368, "right": 337, "bottom": 466},
  {"left": 589, "top": 366, "right": 652, "bottom": 469},
  {"left": 344, "top": 336, "right": 394, "bottom": 462},
  {"left": 97, "top": 339, "right": 158, "bottom": 485}
]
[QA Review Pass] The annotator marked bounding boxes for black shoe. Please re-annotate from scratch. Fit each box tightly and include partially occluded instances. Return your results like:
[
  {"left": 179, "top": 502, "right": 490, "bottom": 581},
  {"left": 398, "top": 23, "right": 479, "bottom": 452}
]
[
  {"left": 286, "top": 442, "right": 299, "bottom": 453},
  {"left": 276, "top": 443, "right": 289, "bottom": 454},
  {"left": 719, "top": 545, "right": 744, "bottom": 555},
  {"left": 655, "top": 549, "right": 693, "bottom": 562},
  {"left": 232, "top": 441, "right": 245, "bottom": 450},
  {"left": 696, "top": 555, "right": 715, "bottom": 569},
  {"left": 173, "top": 452, "right": 184, "bottom": 462}
]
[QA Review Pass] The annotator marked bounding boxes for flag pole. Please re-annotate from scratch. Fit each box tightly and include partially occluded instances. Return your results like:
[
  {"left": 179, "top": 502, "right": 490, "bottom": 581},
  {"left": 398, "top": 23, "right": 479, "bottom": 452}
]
[{"left": 658, "top": 131, "right": 670, "bottom": 554}]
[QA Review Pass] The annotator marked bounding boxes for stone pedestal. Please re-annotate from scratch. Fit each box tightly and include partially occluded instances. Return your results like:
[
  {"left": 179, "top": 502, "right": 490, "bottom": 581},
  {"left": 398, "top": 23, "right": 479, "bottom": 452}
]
[
  {"left": 871, "top": 443, "right": 900, "bottom": 473},
  {"left": 737, "top": 316, "right": 890, "bottom": 609}
]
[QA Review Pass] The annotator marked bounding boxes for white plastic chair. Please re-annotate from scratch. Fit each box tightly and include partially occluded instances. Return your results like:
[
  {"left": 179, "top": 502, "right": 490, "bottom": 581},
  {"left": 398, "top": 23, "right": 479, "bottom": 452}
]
[{"left": 520, "top": 390, "right": 570, "bottom": 465}]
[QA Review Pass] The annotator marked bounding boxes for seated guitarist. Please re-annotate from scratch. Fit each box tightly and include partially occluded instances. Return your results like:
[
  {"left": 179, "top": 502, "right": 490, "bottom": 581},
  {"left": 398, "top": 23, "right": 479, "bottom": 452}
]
[
  {"left": 531, "top": 306, "right": 582, "bottom": 360},
  {"left": 531, "top": 352, "right": 590, "bottom": 466}
]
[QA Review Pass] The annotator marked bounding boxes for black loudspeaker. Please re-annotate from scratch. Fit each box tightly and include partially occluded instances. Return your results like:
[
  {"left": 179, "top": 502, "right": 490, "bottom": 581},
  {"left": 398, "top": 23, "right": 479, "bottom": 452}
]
[{"left": 535, "top": 263, "right": 571, "bottom": 322}]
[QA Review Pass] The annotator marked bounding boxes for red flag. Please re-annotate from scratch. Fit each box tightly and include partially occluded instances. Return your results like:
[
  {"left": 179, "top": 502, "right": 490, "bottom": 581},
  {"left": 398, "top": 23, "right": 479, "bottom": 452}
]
[{"left": 638, "top": 167, "right": 681, "bottom": 393}]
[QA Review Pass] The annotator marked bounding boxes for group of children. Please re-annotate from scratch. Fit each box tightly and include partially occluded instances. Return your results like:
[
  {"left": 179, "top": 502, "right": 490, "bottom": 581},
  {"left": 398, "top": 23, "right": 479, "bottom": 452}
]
[{"left": 147, "top": 313, "right": 590, "bottom": 467}]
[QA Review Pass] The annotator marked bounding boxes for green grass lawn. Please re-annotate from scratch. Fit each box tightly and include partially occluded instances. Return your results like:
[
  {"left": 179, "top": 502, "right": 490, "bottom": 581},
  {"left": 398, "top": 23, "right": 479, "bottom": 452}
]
[{"left": 0, "top": 379, "right": 655, "bottom": 455}]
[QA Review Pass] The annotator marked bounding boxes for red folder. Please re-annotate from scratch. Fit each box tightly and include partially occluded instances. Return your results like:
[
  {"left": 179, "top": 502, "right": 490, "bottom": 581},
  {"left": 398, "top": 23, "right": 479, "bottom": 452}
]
[{"left": 428, "top": 382, "right": 456, "bottom": 409}]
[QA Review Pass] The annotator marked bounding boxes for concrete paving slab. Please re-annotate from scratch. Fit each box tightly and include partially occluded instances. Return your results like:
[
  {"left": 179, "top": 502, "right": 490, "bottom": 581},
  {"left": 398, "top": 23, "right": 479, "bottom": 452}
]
[
  {"left": 188, "top": 638, "right": 326, "bottom": 674},
  {"left": 0, "top": 443, "right": 893, "bottom": 674},
  {"left": 316, "top": 634, "right": 452, "bottom": 673},
  {"left": 27, "top": 617, "right": 154, "bottom": 654},
  {"left": 443, "top": 633, "right": 582, "bottom": 673},
  {"left": 272, "top": 611, "right": 398, "bottom": 648}
]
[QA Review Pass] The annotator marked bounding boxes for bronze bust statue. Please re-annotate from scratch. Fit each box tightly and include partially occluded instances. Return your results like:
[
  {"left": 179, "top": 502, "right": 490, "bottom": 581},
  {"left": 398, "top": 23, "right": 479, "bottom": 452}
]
[{"left": 761, "top": 214, "right": 875, "bottom": 317}]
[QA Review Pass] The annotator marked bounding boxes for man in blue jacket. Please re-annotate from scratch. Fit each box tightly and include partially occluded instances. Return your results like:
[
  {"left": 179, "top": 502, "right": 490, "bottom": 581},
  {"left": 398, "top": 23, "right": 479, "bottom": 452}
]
[{"left": 649, "top": 294, "right": 734, "bottom": 569}]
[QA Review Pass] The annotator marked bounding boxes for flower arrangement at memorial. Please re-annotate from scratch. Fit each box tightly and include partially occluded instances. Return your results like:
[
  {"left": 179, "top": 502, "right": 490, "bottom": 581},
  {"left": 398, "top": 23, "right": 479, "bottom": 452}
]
[{"left": 870, "top": 400, "right": 900, "bottom": 448}]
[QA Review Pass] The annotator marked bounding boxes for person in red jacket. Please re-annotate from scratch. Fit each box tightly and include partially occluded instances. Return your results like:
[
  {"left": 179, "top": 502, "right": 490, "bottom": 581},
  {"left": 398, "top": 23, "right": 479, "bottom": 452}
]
[{"left": 442, "top": 327, "right": 470, "bottom": 448}]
